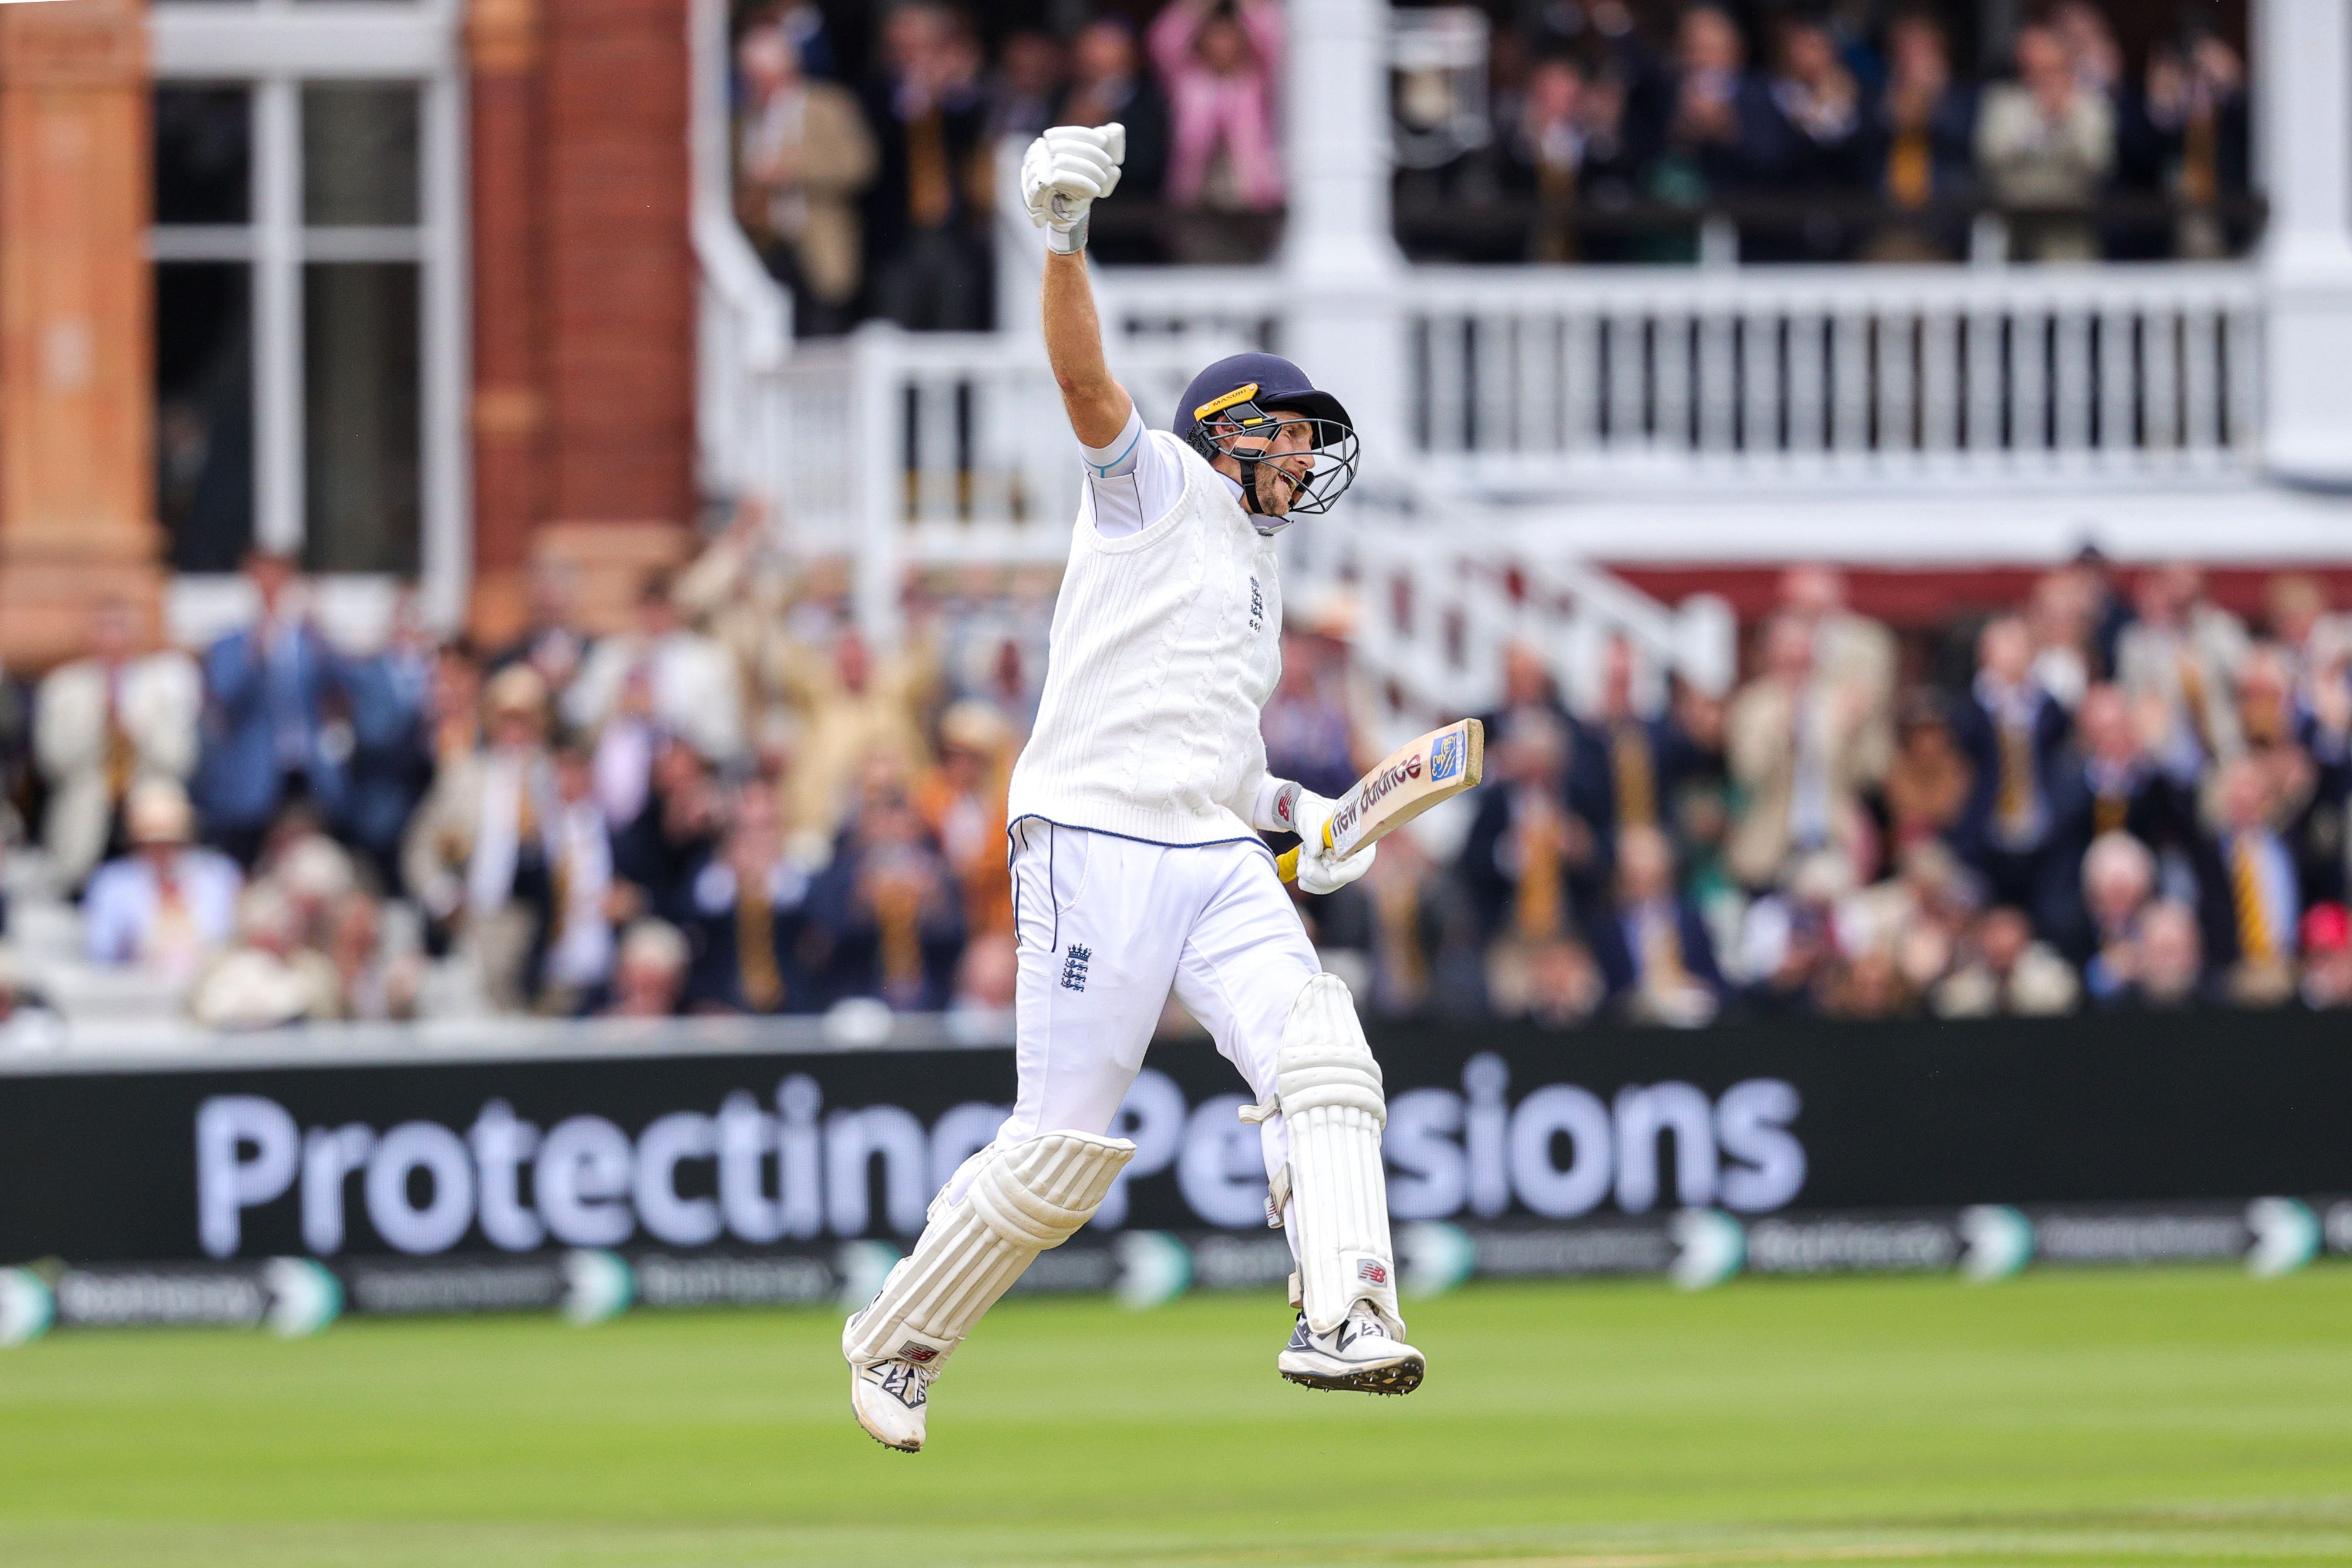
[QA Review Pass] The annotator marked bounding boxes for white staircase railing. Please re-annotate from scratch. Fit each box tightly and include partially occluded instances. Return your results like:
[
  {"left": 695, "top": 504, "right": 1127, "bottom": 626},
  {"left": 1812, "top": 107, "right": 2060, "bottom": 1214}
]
[
  {"left": 1283, "top": 477, "right": 1734, "bottom": 758},
  {"left": 687, "top": 0, "right": 789, "bottom": 503}
]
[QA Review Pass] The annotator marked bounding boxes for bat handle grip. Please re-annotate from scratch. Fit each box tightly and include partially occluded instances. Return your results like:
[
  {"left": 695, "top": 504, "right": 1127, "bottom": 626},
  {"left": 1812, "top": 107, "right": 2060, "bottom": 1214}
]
[{"left": 1273, "top": 822, "right": 1334, "bottom": 887}]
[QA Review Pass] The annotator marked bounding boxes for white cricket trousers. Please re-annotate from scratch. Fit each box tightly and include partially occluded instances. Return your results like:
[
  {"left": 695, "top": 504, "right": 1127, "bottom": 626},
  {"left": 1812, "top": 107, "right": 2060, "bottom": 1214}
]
[{"left": 944, "top": 819, "right": 1318, "bottom": 1237}]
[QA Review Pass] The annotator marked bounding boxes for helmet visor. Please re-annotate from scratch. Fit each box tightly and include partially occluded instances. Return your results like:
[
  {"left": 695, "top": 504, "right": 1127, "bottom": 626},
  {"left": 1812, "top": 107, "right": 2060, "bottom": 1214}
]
[{"left": 1198, "top": 410, "right": 1361, "bottom": 517}]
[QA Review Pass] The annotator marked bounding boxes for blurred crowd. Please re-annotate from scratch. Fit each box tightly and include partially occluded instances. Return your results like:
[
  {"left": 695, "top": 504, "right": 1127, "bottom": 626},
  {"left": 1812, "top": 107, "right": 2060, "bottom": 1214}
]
[
  {"left": 1426, "top": 561, "right": 2352, "bottom": 1031},
  {"left": 729, "top": 0, "right": 2252, "bottom": 334},
  {"left": 733, "top": 0, "right": 1295, "bottom": 332},
  {"left": 4, "top": 526, "right": 2352, "bottom": 1038},
  {"left": 0, "top": 523, "right": 1054, "bottom": 1033},
  {"left": 1408, "top": 0, "right": 2250, "bottom": 263}
]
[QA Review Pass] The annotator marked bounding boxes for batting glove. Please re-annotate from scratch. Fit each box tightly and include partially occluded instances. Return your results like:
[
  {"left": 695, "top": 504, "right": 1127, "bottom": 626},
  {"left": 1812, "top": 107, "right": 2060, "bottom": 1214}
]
[
  {"left": 1021, "top": 123, "right": 1125, "bottom": 254},
  {"left": 1291, "top": 791, "right": 1377, "bottom": 896}
]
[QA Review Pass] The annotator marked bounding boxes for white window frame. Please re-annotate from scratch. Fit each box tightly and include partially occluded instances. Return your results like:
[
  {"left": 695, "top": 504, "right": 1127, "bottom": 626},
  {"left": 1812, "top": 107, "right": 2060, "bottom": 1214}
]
[{"left": 150, "top": 0, "right": 470, "bottom": 635}]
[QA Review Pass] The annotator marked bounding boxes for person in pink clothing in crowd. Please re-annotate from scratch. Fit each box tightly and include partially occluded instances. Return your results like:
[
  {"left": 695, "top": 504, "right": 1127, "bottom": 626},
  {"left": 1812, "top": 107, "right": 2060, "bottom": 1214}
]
[{"left": 1148, "top": 0, "right": 1284, "bottom": 261}]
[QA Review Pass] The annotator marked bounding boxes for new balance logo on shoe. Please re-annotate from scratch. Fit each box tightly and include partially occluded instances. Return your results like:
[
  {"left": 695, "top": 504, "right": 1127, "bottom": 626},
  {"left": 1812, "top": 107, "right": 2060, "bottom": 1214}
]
[
  {"left": 1059, "top": 944, "right": 1092, "bottom": 992},
  {"left": 862, "top": 1361, "right": 930, "bottom": 1411}
]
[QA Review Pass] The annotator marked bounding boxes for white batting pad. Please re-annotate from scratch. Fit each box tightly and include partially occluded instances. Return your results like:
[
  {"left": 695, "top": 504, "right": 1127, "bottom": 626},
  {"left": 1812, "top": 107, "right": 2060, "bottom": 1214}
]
[
  {"left": 843, "top": 1129, "right": 1135, "bottom": 1369},
  {"left": 1276, "top": 974, "right": 1404, "bottom": 1335}
]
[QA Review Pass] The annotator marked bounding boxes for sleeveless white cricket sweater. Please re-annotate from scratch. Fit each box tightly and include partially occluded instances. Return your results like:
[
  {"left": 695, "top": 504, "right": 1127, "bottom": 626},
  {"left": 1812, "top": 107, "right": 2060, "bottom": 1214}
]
[{"left": 1007, "top": 431, "right": 1281, "bottom": 845}]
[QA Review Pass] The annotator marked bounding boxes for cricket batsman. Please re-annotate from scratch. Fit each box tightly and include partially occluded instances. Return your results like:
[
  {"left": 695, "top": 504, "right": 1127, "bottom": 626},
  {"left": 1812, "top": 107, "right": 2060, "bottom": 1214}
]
[{"left": 843, "top": 123, "right": 1424, "bottom": 1452}]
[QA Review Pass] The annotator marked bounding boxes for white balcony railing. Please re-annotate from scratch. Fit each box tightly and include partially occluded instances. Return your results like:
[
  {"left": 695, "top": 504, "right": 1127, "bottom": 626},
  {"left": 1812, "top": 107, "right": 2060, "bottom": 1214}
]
[{"left": 1406, "top": 263, "right": 2263, "bottom": 493}]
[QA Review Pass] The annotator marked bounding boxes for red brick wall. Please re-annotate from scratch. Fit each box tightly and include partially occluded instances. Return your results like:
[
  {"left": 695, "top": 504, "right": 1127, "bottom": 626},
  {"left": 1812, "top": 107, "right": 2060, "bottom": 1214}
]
[
  {"left": 539, "top": 0, "right": 692, "bottom": 530},
  {"left": 466, "top": 0, "right": 691, "bottom": 639}
]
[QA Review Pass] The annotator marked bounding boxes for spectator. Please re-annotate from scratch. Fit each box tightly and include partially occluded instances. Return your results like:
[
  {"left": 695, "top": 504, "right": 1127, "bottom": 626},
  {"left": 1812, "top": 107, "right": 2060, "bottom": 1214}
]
[
  {"left": 611, "top": 737, "right": 725, "bottom": 925},
  {"left": 2261, "top": 573, "right": 2350, "bottom": 685},
  {"left": 1736, "top": 849, "right": 1853, "bottom": 1017},
  {"left": 1506, "top": 55, "right": 1637, "bottom": 263},
  {"left": 1840, "top": 838, "right": 1973, "bottom": 1008},
  {"left": 1948, "top": 614, "right": 2071, "bottom": 916},
  {"left": 1862, "top": 8, "right": 1976, "bottom": 260},
  {"left": 1149, "top": 0, "right": 1286, "bottom": 263},
  {"left": 687, "top": 782, "right": 810, "bottom": 1014},
  {"left": 537, "top": 733, "right": 622, "bottom": 1014},
  {"left": 786, "top": 628, "right": 932, "bottom": 849},
  {"left": 2077, "top": 829, "right": 2156, "bottom": 1005},
  {"left": 266, "top": 828, "right": 359, "bottom": 950},
  {"left": 2027, "top": 563, "right": 2101, "bottom": 706},
  {"left": 2136, "top": 25, "right": 2247, "bottom": 260},
  {"left": 2044, "top": 683, "right": 2188, "bottom": 957},
  {"left": 951, "top": 928, "right": 1018, "bottom": 1018},
  {"left": 736, "top": 18, "right": 878, "bottom": 338},
  {"left": 2115, "top": 563, "right": 2249, "bottom": 770},
  {"left": 989, "top": 30, "right": 1065, "bottom": 144},
  {"left": 1057, "top": 18, "right": 1171, "bottom": 259},
  {"left": 1780, "top": 564, "right": 1897, "bottom": 761},
  {"left": 1569, "top": 634, "right": 1698, "bottom": 876},
  {"left": 188, "top": 881, "right": 340, "bottom": 1030},
  {"left": 1481, "top": 638, "right": 1575, "bottom": 752},
  {"left": 2299, "top": 903, "right": 2352, "bottom": 1010},
  {"left": 321, "top": 889, "right": 421, "bottom": 1021},
  {"left": 193, "top": 550, "right": 346, "bottom": 866},
  {"left": 2117, "top": 897, "right": 2212, "bottom": 1010},
  {"left": 605, "top": 918, "right": 691, "bottom": 1019},
  {"left": 1727, "top": 613, "right": 1885, "bottom": 891},
  {"left": 1587, "top": 823, "right": 1722, "bottom": 1025},
  {"left": 35, "top": 597, "right": 200, "bottom": 890},
  {"left": 1487, "top": 931, "right": 1604, "bottom": 1029},
  {"left": 1641, "top": 5, "right": 1790, "bottom": 227},
  {"left": 916, "top": 702, "right": 1013, "bottom": 942},
  {"left": 1263, "top": 632, "right": 1357, "bottom": 803},
  {"left": 401, "top": 665, "right": 556, "bottom": 1012},
  {"left": 492, "top": 560, "right": 592, "bottom": 695},
  {"left": 2199, "top": 753, "right": 2299, "bottom": 1006},
  {"left": 83, "top": 779, "right": 242, "bottom": 987},
  {"left": 1930, "top": 904, "right": 2079, "bottom": 1017},
  {"left": 803, "top": 755, "right": 965, "bottom": 1011},
  {"left": 566, "top": 571, "right": 745, "bottom": 767},
  {"left": 863, "top": 1, "right": 992, "bottom": 331},
  {"left": 1461, "top": 710, "right": 1591, "bottom": 948},
  {"left": 1882, "top": 697, "right": 1971, "bottom": 852},
  {"left": 2055, "top": 682, "right": 2183, "bottom": 846},
  {"left": 335, "top": 589, "right": 436, "bottom": 892},
  {"left": 1976, "top": 21, "right": 2115, "bottom": 262},
  {"left": 1762, "top": 14, "right": 1868, "bottom": 260}
]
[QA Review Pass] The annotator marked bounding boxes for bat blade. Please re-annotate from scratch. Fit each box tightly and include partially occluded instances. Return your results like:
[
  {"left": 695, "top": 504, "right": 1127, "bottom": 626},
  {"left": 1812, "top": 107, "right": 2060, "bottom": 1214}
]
[{"left": 1276, "top": 718, "right": 1484, "bottom": 884}]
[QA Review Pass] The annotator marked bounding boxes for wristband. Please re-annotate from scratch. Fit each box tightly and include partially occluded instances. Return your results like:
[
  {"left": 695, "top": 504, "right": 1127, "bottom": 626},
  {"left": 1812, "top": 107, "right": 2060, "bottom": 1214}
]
[
  {"left": 1047, "top": 213, "right": 1089, "bottom": 254},
  {"left": 1252, "top": 778, "right": 1313, "bottom": 835}
]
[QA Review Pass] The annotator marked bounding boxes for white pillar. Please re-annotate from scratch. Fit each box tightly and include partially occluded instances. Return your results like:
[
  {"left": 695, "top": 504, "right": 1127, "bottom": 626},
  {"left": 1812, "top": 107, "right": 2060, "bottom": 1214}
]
[
  {"left": 2257, "top": 0, "right": 2352, "bottom": 486},
  {"left": 1280, "top": 0, "right": 1405, "bottom": 456}
]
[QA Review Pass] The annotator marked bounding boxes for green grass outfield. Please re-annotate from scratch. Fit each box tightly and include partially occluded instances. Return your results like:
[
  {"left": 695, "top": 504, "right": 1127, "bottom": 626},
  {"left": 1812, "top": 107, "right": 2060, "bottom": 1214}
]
[{"left": 4, "top": 1267, "right": 2350, "bottom": 1567}]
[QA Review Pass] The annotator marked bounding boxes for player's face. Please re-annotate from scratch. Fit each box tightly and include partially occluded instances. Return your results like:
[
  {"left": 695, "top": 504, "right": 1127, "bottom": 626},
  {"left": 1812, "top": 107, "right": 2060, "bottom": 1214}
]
[{"left": 1227, "top": 407, "right": 1316, "bottom": 516}]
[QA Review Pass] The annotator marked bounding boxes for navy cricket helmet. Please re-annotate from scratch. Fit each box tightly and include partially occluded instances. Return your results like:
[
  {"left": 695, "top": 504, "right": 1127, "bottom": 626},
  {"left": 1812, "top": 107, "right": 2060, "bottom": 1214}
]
[{"left": 1173, "top": 352, "right": 1361, "bottom": 518}]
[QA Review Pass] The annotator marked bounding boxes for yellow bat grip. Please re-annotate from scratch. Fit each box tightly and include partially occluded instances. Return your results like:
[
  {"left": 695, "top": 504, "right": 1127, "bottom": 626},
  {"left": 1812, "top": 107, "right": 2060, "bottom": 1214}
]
[{"left": 1274, "top": 822, "right": 1335, "bottom": 886}]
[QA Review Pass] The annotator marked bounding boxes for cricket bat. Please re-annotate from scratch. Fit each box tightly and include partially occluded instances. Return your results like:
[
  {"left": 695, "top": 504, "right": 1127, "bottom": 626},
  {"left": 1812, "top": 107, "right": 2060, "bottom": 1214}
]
[{"left": 1276, "top": 718, "right": 1485, "bottom": 885}]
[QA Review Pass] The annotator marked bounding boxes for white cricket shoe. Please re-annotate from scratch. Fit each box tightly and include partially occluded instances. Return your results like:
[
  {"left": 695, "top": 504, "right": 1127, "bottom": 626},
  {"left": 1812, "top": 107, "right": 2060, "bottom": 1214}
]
[
  {"left": 1277, "top": 1304, "right": 1426, "bottom": 1395},
  {"left": 848, "top": 1356, "right": 935, "bottom": 1452}
]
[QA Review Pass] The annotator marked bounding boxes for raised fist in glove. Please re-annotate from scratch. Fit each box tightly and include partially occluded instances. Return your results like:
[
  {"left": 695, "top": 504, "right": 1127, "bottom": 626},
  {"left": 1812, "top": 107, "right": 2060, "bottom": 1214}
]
[
  {"left": 1021, "top": 123, "right": 1125, "bottom": 254},
  {"left": 1291, "top": 790, "right": 1377, "bottom": 896}
]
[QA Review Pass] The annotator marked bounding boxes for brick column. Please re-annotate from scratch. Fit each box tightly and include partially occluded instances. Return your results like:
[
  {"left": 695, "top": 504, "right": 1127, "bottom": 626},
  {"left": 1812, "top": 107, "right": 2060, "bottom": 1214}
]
[
  {"left": 535, "top": 0, "right": 694, "bottom": 630},
  {"left": 466, "top": 0, "right": 545, "bottom": 644},
  {"left": 0, "top": 0, "right": 160, "bottom": 669}
]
